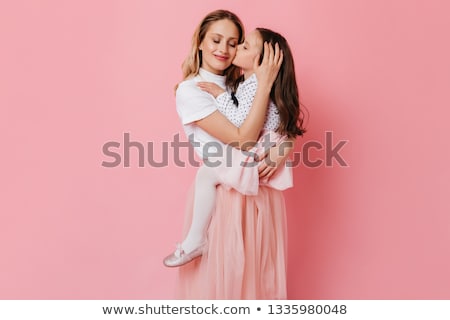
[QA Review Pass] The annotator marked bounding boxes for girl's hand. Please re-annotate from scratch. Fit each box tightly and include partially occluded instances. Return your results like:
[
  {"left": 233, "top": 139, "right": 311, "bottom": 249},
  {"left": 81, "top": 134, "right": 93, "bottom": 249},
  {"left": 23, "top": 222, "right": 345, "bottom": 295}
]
[
  {"left": 197, "top": 82, "right": 226, "bottom": 98},
  {"left": 254, "top": 42, "right": 284, "bottom": 91}
]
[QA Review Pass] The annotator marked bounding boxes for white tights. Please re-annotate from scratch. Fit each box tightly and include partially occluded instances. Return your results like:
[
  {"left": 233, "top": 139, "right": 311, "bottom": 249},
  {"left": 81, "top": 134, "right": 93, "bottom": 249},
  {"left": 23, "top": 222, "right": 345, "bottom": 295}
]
[{"left": 181, "top": 164, "right": 221, "bottom": 254}]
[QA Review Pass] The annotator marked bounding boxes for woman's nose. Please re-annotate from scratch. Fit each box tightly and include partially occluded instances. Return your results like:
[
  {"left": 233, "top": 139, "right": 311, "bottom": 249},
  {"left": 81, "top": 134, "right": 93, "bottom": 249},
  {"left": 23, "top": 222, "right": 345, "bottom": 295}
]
[{"left": 218, "top": 41, "right": 228, "bottom": 53}]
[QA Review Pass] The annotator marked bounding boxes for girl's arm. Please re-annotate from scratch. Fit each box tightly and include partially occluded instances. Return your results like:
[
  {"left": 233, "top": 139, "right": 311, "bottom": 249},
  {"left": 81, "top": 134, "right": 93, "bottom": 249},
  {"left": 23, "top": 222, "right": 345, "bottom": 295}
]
[
  {"left": 197, "top": 76, "right": 258, "bottom": 127},
  {"left": 196, "top": 82, "right": 238, "bottom": 117},
  {"left": 195, "top": 43, "right": 283, "bottom": 149}
]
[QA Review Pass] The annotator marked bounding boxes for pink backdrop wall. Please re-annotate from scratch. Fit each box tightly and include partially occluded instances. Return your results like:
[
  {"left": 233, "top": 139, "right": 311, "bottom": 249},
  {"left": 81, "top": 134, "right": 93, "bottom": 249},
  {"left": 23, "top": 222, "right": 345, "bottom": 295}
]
[{"left": 1, "top": 0, "right": 449, "bottom": 299}]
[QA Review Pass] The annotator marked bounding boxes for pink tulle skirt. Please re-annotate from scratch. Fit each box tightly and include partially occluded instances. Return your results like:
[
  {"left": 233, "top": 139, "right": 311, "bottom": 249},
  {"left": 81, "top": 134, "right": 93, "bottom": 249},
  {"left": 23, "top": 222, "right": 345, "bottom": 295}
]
[{"left": 175, "top": 183, "right": 288, "bottom": 299}]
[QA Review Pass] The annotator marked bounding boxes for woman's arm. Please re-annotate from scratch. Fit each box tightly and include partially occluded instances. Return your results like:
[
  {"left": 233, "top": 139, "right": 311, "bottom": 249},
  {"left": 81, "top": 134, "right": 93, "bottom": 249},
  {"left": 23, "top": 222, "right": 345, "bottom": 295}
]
[
  {"left": 258, "top": 137, "right": 296, "bottom": 179},
  {"left": 195, "top": 43, "right": 283, "bottom": 149}
]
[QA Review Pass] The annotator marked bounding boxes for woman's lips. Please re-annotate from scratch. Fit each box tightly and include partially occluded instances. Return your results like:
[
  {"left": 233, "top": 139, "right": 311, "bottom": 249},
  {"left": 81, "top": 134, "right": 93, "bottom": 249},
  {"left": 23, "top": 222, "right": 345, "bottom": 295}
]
[{"left": 214, "top": 54, "right": 229, "bottom": 61}]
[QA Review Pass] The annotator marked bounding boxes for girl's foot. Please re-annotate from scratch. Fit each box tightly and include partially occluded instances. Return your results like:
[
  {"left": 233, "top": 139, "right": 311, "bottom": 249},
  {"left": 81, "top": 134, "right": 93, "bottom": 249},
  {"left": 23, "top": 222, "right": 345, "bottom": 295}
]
[{"left": 163, "top": 243, "right": 205, "bottom": 267}]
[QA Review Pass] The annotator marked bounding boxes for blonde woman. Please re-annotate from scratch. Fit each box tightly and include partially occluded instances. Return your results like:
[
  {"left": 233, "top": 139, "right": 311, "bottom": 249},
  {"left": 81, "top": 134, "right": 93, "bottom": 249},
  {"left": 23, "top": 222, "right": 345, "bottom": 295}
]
[{"left": 167, "top": 10, "right": 297, "bottom": 299}]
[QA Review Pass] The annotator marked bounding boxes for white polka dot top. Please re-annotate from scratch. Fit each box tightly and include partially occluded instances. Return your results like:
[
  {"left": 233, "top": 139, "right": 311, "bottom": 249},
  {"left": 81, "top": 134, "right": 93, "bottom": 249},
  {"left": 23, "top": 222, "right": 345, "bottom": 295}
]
[{"left": 216, "top": 73, "right": 280, "bottom": 132}]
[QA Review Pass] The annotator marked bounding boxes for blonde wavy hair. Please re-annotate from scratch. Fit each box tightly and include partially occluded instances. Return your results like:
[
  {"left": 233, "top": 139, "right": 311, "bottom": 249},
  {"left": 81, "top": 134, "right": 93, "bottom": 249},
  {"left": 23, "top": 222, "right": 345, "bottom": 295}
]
[{"left": 176, "top": 10, "right": 244, "bottom": 91}]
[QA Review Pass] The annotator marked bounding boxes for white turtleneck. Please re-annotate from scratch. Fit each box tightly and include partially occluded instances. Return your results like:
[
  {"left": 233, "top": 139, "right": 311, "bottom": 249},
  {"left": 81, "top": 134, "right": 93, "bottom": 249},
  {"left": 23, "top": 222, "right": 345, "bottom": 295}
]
[{"left": 176, "top": 68, "right": 227, "bottom": 159}]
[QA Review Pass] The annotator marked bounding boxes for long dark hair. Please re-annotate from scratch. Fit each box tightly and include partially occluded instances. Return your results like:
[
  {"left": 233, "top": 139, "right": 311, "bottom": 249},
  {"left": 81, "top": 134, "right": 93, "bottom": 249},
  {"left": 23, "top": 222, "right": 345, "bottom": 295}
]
[
  {"left": 232, "top": 28, "right": 307, "bottom": 137},
  {"left": 258, "top": 28, "right": 306, "bottom": 138}
]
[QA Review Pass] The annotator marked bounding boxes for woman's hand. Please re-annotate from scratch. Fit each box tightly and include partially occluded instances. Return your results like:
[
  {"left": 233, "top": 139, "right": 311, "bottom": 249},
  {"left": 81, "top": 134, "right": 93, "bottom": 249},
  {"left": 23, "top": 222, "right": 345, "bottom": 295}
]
[
  {"left": 258, "top": 138, "right": 295, "bottom": 179},
  {"left": 197, "top": 82, "right": 225, "bottom": 98},
  {"left": 254, "top": 42, "right": 284, "bottom": 91}
]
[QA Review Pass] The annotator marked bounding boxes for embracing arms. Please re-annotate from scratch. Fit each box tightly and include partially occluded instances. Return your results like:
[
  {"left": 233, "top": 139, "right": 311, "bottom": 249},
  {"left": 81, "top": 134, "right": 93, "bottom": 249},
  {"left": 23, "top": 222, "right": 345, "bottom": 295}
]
[{"left": 194, "top": 43, "right": 283, "bottom": 149}]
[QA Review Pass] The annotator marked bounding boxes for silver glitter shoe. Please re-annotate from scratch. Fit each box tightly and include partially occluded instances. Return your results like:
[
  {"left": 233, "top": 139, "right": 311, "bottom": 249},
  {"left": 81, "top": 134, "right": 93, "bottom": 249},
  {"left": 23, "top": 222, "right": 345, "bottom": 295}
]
[{"left": 163, "top": 243, "right": 204, "bottom": 268}]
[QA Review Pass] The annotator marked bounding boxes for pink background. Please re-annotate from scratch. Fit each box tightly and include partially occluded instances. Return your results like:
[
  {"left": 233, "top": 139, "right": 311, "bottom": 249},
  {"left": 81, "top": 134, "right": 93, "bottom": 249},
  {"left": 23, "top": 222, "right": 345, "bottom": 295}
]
[{"left": 1, "top": 0, "right": 449, "bottom": 299}]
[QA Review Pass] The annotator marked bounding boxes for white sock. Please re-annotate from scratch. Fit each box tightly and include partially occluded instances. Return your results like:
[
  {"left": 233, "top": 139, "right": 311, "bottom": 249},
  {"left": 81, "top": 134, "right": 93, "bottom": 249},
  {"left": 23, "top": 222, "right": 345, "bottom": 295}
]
[{"left": 181, "top": 164, "right": 219, "bottom": 254}]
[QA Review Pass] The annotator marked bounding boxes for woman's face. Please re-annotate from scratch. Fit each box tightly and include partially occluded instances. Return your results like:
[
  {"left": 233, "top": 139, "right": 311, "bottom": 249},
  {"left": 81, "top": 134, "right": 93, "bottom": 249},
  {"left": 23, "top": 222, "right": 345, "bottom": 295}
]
[
  {"left": 232, "top": 30, "right": 263, "bottom": 71},
  {"left": 199, "top": 19, "right": 239, "bottom": 75}
]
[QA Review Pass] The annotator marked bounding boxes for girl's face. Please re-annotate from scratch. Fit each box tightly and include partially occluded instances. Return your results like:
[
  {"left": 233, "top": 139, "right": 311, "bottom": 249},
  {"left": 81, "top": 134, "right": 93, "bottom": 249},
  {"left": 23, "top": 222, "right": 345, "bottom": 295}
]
[
  {"left": 199, "top": 19, "right": 239, "bottom": 75},
  {"left": 232, "top": 30, "right": 263, "bottom": 72}
]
